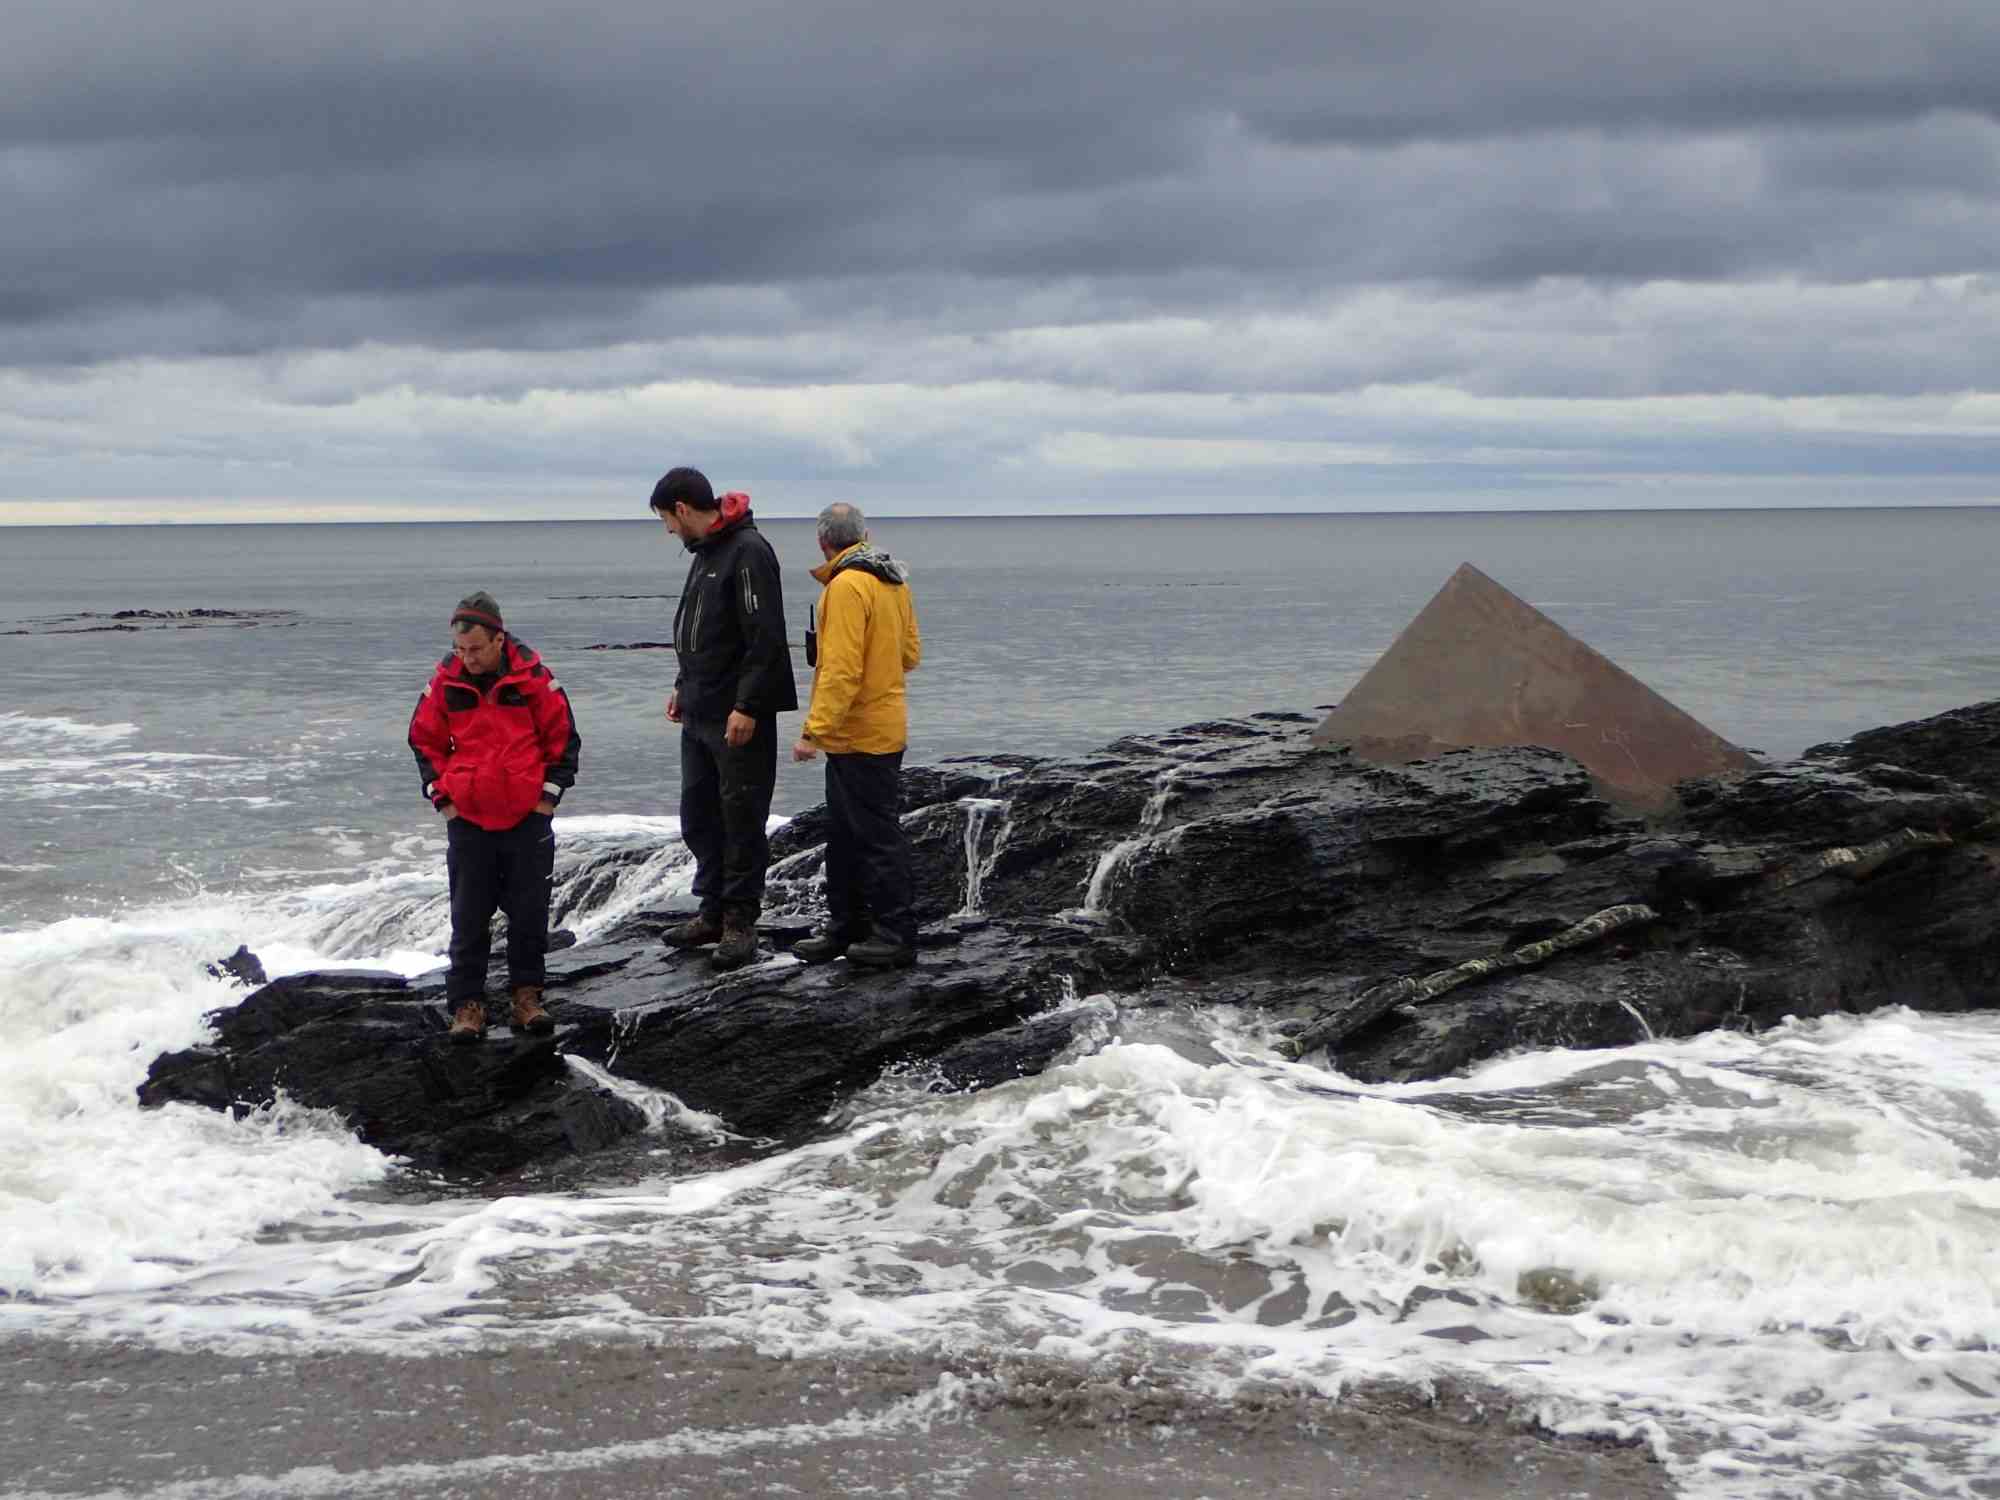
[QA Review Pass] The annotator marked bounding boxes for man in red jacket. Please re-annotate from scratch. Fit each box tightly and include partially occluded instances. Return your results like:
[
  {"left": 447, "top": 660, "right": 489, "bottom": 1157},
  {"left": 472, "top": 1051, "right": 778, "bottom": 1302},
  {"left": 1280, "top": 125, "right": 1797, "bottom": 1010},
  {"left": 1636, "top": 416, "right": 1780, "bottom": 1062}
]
[{"left": 408, "top": 591, "right": 582, "bottom": 1043}]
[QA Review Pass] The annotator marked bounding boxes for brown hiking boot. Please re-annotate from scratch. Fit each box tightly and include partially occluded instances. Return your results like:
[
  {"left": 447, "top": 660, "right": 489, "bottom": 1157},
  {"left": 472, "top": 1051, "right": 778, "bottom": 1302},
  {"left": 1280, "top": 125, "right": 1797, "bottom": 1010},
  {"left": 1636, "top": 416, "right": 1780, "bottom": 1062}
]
[
  {"left": 661, "top": 909, "right": 725, "bottom": 949},
  {"left": 710, "top": 911, "right": 759, "bottom": 971},
  {"left": 510, "top": 985, "right": 554, "bottom": 1035},
  {"left": 448, "top": 1000, "right": 487, "bottom": 1045},
  {"left": 791, "top": 925, "right": 854, "bottom": 963}
]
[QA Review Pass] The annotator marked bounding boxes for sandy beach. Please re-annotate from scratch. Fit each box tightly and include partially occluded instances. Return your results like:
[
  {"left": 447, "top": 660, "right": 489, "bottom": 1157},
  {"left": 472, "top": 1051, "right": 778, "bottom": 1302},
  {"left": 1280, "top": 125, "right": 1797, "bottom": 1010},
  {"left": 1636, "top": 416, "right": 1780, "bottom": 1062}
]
[{"left": 2, "top": 1334, "right": 1673, "bottom": 1499}]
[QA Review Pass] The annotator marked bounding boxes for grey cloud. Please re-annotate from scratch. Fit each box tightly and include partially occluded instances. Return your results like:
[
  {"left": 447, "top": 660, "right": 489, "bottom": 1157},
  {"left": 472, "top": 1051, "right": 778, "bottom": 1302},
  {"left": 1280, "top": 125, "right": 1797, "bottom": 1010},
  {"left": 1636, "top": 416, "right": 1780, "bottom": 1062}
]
[
  {"left": 1763, "top": 113, "right": 2000, "bottom": 196},
  {"left": 6, "top": 0, "right": 2000, "bottom": 519},
  {"left": 11, "top": 121, "right": 2000, "bottom": 373},
  {"left": 25, "top": 271, "right": 2000, "bottom": 406},
  {"left": 6, "top": 0, "right": 2000, "bottom": 370}
]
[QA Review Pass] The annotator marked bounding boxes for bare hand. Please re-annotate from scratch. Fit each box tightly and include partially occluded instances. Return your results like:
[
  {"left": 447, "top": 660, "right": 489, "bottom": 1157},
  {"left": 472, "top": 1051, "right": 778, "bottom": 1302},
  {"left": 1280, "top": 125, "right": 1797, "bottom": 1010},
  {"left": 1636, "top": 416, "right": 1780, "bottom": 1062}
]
[
  {"left": 440, "top": 803, "right": 460, "bottom": 821},
  {"left": 792, "top": 738, "right": 818, "bottom": 763},
  {"left": 533, "top": 799, "right": 556, "bottom": 816},
  {"left": 724, "top": 709, "right": 757, "bottom": 747},
  {"left": 664, "top": 689, "right": 682, "bottom": 724}
]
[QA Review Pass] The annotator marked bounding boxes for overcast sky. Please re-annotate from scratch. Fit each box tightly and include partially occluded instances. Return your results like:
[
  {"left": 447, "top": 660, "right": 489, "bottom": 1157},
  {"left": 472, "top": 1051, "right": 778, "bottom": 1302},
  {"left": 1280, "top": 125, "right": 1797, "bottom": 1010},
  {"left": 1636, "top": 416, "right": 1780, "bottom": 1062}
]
[{"left": 5, "top": 0, "right": 1999, "bottom": 522}]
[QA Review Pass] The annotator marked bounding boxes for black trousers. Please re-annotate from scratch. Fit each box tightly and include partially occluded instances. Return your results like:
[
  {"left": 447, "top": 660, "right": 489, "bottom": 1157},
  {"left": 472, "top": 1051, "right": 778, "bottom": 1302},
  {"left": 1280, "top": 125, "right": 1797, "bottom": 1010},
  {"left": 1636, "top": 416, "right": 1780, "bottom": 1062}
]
[
  {"left": 824, "top": 749, "right": 914, "bottom": 943},
  {"left": 445, "top": 813, "right": 556, "bottom": 1002},
  {"left": 680, "top": 714, "right": 778, "bottom": 917}
]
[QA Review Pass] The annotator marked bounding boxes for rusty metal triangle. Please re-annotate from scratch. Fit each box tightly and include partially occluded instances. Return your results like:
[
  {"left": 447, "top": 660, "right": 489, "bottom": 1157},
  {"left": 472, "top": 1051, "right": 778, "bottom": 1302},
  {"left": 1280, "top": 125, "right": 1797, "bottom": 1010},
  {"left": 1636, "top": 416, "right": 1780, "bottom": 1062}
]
[{"left": 1313, "top": 563, "right": 1755, "bottom": 808}]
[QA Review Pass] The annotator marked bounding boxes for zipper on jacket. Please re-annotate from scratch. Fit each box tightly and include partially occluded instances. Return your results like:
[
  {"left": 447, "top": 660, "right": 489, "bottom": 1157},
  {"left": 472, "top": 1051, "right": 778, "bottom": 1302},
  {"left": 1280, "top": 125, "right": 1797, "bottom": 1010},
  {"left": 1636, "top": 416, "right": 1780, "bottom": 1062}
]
[
  {"left": 687, "top": 589, "right": 706, "bottom": 656},
  {"left": 674, "top": 557, "right": 700, "bottom": 659},
  {"left": 449, "top": 648, "right": 534, "bottom": 706}
]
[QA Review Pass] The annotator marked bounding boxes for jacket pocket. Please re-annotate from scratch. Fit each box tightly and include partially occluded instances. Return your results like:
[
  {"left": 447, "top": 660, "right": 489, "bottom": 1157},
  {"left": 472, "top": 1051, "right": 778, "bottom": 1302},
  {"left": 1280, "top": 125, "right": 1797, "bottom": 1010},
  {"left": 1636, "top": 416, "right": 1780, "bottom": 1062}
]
[{"left": 440, "top": 761, "right": 486, "bottom": 822}]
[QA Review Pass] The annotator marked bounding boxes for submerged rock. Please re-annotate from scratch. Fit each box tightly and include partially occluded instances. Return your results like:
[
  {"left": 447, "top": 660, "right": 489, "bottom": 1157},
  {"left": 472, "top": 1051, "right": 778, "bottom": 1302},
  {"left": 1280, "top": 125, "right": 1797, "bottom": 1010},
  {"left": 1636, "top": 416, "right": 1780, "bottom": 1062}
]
[
  {"left": 205, "top": 945, "right": 268, "bottom": 988},
  {"left": 3, "top": 607, "right": 302, "bottom": 636},
  {"left": 142, "top": 699, "right": 2000, "bottom": 1175},
  {"left": 1517, "top": 1267, "right": 1601, "bottom": 1314}
]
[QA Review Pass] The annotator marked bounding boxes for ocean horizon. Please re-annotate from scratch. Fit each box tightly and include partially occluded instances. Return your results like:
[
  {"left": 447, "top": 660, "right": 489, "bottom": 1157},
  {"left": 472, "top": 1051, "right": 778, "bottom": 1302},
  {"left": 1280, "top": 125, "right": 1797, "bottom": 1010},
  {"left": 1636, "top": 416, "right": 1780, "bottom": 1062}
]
[{"left": 7, "top": 498, "right": 2000, "bottom": 528}]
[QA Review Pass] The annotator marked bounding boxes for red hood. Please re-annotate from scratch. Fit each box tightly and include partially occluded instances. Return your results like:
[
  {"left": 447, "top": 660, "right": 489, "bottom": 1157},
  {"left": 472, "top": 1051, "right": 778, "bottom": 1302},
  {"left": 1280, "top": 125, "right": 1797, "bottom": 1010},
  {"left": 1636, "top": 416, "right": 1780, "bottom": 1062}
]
[{"left": 704, "top": 490, "right": 752, "bottom": 540}]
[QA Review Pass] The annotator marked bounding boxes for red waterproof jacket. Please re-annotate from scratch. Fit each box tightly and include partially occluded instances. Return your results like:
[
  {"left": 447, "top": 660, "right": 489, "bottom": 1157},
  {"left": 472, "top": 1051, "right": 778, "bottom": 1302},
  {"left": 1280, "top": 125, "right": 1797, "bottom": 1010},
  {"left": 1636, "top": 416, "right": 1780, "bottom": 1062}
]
[{"left": 408, "top": 639, "right": 581, "bottom": 831}]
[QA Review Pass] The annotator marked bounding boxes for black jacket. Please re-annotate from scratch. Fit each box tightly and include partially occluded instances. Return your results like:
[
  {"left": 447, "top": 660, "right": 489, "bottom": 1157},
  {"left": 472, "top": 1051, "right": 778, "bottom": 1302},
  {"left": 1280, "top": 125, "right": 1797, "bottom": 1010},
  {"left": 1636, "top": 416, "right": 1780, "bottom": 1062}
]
[{"left": 673, "top": 512, "right": 799, "bottom": 721}]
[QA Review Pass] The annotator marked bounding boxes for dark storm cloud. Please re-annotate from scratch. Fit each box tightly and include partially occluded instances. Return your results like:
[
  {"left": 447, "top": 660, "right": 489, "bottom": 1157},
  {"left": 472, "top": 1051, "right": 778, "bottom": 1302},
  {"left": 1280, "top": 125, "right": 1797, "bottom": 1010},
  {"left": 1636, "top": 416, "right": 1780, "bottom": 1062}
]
[
  {"left": 6, "top": 0, "right": 2000, "bottom": 368},
  {"left": 6, "top": 0, "right": 2000, "bottom": 524}
]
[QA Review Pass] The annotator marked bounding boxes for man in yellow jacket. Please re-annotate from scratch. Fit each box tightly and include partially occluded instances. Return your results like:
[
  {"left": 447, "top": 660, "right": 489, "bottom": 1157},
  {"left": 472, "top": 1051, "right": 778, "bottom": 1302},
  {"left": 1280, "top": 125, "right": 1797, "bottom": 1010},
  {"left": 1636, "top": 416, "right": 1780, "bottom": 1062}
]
[{"left": 790, "top": 503, "right": 923, "bottom": 967}]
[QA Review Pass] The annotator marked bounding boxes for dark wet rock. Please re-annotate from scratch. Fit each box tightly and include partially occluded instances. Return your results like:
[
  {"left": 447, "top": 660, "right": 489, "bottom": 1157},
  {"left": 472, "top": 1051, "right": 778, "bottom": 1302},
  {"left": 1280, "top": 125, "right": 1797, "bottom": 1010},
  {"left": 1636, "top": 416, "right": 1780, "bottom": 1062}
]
[
  {"left": 1804, "top": 698, "right": 2000, "bottom": 800},
  {"left": 767, "top": 755, "right": 1036, "bottom": 877},
  {"left": 143, "top": 697, "right": 2000, "bottom": 1176},
  {"left": 140, "top": 919, "right": 1130, "bottom": 1174},
  {"left": 1517, "top": 1267, "right": 1601, "bottom": 1314},
  {"left": 1331, "top": 973, "right": 1659, "bottom": 1082},
  {"left": 548, "top": 919, "right": 1127, "bottom": 1139},
  {"left": 3, "top": 608, "right": 302, "bottom": 636},
  {"left": 139, "top": 971, "right": 648, "bottom": 1176},
  {"left": 926, "top": 1001, "right": 1110, "bottom": 1092},
  {"left": 584, "top": 640, "right": 677, "bottom": 651},
  {"left": 205, "top": 945, "right": 268, "bottom": 988},
  {"left": 1420, "top": 1325, "right": 1497, "bottom": 1344},
  {"left": 109, "top": 608, "right": 274, "bottom": 620}
]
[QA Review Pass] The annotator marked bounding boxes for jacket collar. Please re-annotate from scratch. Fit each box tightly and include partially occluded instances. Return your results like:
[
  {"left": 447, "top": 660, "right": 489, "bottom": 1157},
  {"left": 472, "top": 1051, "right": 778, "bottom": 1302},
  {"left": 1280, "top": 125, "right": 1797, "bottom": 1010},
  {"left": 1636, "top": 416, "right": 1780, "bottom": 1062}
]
[
  {"left": 811, "top": 543, "right": 862, "bottom": 584},
  {"left": 440, "top": 637, "right": 538, "bottom": 683},
  {"left": 812, "top": 541, "right": 908, "bottom": 585},
  {"left": 693, "top": 491, "right": 754, "bottom": 550}
]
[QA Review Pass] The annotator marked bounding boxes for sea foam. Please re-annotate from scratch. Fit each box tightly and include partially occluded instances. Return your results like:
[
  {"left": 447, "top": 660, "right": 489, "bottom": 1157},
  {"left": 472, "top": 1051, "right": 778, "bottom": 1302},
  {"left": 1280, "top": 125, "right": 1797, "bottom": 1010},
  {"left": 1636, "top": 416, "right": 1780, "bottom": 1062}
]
[
  {"left": 9, "top": 823, "right": 2000, "bottom": 1496},
  {"left": 0, "top": 814, "right": 707, "bottom": 1321},
  {"left": 0, "top": 711, "right": 140, "bottom": 751}
]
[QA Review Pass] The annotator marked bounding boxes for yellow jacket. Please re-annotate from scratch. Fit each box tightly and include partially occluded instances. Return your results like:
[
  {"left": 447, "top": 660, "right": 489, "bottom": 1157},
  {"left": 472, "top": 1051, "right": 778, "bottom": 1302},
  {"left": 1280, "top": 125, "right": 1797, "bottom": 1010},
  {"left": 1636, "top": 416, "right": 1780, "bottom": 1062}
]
[{"left": 801, "top": 544, "right": 921, "bottom": 754}]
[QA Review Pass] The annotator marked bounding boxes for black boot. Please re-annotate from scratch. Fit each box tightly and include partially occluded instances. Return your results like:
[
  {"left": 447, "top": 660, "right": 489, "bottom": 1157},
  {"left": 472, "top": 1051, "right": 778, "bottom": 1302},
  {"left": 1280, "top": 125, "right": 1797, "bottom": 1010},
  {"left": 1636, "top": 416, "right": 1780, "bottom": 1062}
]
[
  {"left": 662, "top": 908, "right": 724, "bottom": 949},
  {"left": 791, "top": 926, "right": 853, "bottom": 963},
  {"left": 847, "top": 925, "right": 916, "bottom": 969},
  {"left": 710, "top": 910, "right": 760, "bottom": 971}
]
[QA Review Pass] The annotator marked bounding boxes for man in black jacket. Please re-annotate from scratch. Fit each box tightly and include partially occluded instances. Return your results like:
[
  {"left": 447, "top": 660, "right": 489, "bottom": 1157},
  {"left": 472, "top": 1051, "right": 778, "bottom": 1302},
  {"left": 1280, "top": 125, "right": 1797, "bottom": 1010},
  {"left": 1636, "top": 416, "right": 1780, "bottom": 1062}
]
[{"left": 652, "top": 466, "right": 798, "bottom": 969}]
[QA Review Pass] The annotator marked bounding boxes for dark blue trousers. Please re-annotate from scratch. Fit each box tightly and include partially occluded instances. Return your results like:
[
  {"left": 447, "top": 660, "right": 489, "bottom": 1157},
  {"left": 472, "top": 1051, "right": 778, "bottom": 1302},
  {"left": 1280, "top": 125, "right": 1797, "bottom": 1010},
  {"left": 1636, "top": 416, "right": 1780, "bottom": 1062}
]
[
  {"left": 824, "top": 749, "right": 914, "bottom": 944},
  {"left": 445, "top": 813, "right": 556, "bottom": 1002}
]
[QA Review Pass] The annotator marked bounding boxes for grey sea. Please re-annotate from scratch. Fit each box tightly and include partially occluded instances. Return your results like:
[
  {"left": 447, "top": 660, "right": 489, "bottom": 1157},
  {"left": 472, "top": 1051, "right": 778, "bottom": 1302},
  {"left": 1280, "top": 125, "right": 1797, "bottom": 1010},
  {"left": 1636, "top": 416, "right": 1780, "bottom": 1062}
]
[
  {"left": 4, "top": 506, "right": 1999, "bottom": 1500},
  {"left": 4, "top": 507, "right": 1994, "bottom": 926}
]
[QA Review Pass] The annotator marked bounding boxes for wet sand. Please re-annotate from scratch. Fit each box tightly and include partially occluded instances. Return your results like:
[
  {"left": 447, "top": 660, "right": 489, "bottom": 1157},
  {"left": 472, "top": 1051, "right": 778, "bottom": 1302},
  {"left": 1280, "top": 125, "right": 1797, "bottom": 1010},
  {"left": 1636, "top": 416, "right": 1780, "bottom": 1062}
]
[{"left": 1, "top": 1334, "right": 1675, "bottom": 1499}]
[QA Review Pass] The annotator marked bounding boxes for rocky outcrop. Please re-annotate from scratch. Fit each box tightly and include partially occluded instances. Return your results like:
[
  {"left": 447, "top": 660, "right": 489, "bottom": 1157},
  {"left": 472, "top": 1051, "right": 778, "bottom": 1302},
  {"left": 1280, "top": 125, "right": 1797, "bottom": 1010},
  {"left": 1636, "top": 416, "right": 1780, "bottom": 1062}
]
[
  {"left": 1805, "top": 702, "right": 2000, "bottom": 799},
  {"left": 145, "top": 921, "right": 1128, "bottom": 1175},
  {"left": 141, "top": 700, "right": 2000, "bottom": 1177},
  {"left": 3, "top": 608, "right": 302, "bottom": 636}
]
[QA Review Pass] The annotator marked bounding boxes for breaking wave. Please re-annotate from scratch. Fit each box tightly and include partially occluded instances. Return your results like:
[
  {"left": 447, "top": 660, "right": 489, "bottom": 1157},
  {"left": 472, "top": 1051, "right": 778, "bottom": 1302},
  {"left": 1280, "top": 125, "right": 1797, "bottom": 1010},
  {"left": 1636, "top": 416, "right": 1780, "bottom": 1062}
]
[
  {"left": 8, "top": 808, "right": 2000, "bottom": 1497},
  {"left": 0, "top": 711, "right": 141, "bottom": 752}
]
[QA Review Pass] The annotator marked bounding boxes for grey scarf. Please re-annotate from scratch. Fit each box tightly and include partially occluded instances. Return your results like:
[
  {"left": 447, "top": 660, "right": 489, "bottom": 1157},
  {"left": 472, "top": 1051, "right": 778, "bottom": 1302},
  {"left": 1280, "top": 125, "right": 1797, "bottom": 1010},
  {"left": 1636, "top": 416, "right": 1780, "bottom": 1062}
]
[{"left": 828, "top": 544, "right": 909, "bottom": 585}]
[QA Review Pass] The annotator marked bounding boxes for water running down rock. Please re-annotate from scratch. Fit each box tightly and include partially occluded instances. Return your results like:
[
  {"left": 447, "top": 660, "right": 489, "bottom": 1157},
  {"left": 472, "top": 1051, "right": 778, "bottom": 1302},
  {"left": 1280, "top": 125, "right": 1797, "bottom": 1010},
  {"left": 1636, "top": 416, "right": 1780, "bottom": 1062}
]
[
  {"left": 954, "top": 797, "right": 1010, "bottom": 917},
  {"left": 1079, "top": 765, "right": 1181, "bottom": 915}
]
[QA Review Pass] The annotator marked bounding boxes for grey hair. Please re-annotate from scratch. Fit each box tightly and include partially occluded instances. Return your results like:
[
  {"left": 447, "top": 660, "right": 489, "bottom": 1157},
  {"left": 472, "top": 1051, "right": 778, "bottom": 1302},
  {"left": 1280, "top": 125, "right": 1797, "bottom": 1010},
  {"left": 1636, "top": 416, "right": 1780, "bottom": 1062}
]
[{"left": 816, "top": 503, "right": 867, "bottom": 551}]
